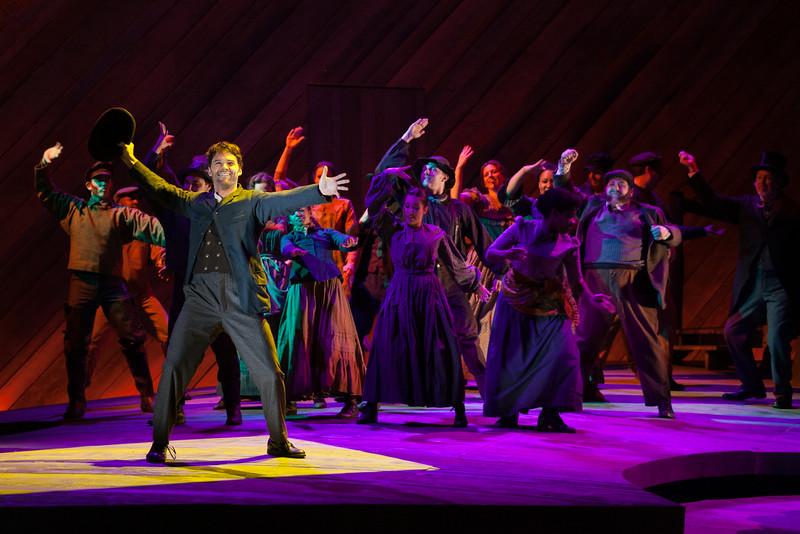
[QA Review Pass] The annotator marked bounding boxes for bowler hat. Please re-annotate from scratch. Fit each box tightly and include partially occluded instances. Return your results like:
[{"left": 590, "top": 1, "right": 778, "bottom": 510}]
[
  {"left": 603, "top": 170, "right": 634, "bottom": 188},
  {"left": 752, "top": 151, "right": 788, "bottom": 182},
  {"left": 413, "top": 156, "right": 456, "bottom": 191},
  {"left": 88, "top": 108, "right": 136, "bottom": 161}
]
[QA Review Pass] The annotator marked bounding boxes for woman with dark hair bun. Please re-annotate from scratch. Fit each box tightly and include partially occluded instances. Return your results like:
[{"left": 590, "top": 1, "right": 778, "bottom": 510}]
[
  {"left": 359, "top": 188, "right": 491, "bottom": 426},
  {"left": 483, "top": 187, "right": 614, "bottom": 432}
]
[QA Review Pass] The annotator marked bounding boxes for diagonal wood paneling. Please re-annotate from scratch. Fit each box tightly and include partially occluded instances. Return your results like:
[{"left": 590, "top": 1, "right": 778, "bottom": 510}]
[{"left": 1, "top": 0, "right": 799, "bottom": 411}]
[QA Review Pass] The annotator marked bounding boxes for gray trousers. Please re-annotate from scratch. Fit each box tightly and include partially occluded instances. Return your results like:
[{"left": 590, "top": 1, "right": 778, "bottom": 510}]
[
  {"left": 152, "top": 272, "right": 288, "bottom": 445},
  {"left": 725, "top": 269, "right": 794, "bottom": 398},
  {"left": 576, "top": 268, "right": 670, "bottom": 406}
]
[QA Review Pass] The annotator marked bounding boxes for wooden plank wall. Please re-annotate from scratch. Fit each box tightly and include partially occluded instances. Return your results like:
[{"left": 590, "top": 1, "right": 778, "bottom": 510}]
[{"left": 1, "top": 0, "right": 798, "bottom": 410}]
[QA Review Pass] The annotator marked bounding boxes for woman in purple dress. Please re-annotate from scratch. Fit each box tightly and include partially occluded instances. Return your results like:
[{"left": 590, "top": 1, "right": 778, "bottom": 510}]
[
  {"left": 483, "top": 188, "right": 613, "bottom": 432},
  {"left": 358, "top": 188, "right": 490, "bottom": 426}
]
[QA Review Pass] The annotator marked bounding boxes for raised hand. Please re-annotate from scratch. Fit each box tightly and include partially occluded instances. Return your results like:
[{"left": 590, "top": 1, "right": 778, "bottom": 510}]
[
  {"left": 154, "top": 122, "right": 174, "bottom": 155},
  {"left": 457, "top": 145, "right": 474, "bottom": 169},
  {"left": 42, "top": 142, "right": 64, "bottom": 165},
  {"left": 317, "top": 165, "right": 349, "bottom": 197},
  {"left": 557, "top": 149, "right": 579, "bottom": 175},
  {"left": 402, "top": 118, "right": 428, "bottom": 142},
  {"left": 286, "top": 127, "right": 305, "bottom": 149},
  {"left": 678, "top": 151, "right": 699, "bottom": 174},
  {"left": 118, "top": 142, "right": 138, "bottom": 168}
]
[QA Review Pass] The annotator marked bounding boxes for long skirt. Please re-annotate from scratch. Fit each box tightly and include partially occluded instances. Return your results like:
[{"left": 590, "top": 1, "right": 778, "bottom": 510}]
[
  {"left": 362, "top": 271, "right": 465, "bottom": 407},
  {"left": 483, "top": 294, "right": 582, "bottom": 417},
  {"left": 277, "top": 278, "right": 365, "bottom": 399}
]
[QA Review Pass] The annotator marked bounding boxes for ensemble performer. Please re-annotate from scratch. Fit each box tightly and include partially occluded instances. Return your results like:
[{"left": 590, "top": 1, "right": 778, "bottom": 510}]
[
  {"left": 558, "top": 160, "right": 682, "bottom": 419},
  {"left": 118, "top": 138, "right": 349, "bottom": 462},
  {"left": 35, "top": 143, "right": 164, "bottom": 420},
  {"left": 679, "top": 150, "right": 799, "bottom": 409},
  {"left": 358, "top": 188, "right": 491, "bottom": 426},
  {"left": 277, "top": 205, "right": 364, "bottom": 418},
  {"left": 483, "top": 188, "right": 614, "bottom": 431},
  {"left": 364, "top": 119, "right": 499, "bottom": 398}
]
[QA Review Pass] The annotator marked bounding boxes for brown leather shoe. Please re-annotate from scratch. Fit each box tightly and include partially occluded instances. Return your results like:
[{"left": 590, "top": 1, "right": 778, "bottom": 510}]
[{"left": 267, "top": 439, "right": 306, "bottom": 458}]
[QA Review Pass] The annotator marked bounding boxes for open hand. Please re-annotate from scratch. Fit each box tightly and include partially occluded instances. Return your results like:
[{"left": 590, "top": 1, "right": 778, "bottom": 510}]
[
  {"left": 402, "top": 118, "right": 428, "bottom": 142},
  {"left": 457, "top": 145, "right": 474, "bottom": 168},
  {"left": 155, "top": 122, "right": 174, "bottom": 155},
  {"left": 286, "top": 127, "right": 305, "bottom": 149},
  {"left": 317, "top": 165, "right": 349, "bottom": 197}
]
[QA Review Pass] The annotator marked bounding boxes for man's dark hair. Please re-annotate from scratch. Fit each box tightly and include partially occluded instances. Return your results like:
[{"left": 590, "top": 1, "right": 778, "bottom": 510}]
[{"left": 206, "top": 141, "right": 243, "bottom": 168}]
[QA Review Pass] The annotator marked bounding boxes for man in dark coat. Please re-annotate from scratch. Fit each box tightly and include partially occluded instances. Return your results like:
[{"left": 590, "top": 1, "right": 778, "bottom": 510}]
[
  {"left": 119, "top": 139, "right": 349, "bottom": 462},
  {"left": 559, "top": 168, "right": 682, "bottom": 418},
  {"left": 679, "top": 151, "right": 798, "bottom": 409}
]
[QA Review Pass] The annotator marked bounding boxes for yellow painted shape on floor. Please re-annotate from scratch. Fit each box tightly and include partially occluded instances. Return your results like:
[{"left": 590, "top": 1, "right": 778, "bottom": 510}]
[{"left": 0, "top": 437, "right": 435, "bottom": 495}]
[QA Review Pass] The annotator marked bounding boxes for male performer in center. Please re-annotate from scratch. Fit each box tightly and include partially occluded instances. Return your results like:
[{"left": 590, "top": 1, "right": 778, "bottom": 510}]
[{"left": 119, "top": 139, "right": 348, "bottom": 462}]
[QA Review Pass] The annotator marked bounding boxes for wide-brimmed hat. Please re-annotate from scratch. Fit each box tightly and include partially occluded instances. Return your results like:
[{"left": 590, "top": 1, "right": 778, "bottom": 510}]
[
  {"left": 751, "top": 151, "right": 788, "bottom": 182},
  {"left": 88, "top": 108, "right": 136, "bottom": 161},
  {"left": 413, "top": 156, "right": 456, "bottom": 191}
]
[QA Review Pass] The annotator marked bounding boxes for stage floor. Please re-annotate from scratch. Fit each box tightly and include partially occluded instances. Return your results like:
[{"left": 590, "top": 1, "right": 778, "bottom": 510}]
[{"left": 1, "top": 365, "right": 799, "bottom": 533}]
